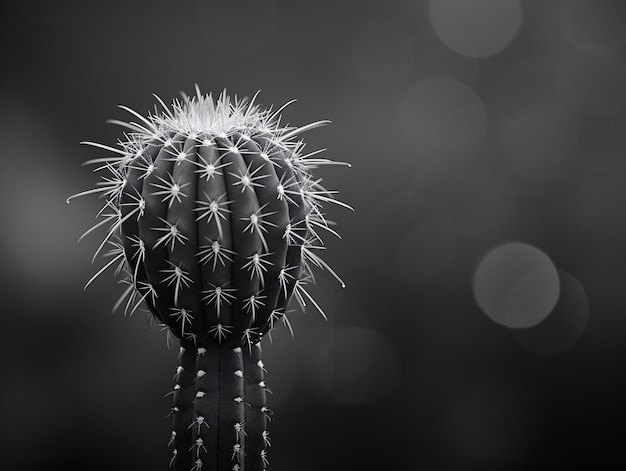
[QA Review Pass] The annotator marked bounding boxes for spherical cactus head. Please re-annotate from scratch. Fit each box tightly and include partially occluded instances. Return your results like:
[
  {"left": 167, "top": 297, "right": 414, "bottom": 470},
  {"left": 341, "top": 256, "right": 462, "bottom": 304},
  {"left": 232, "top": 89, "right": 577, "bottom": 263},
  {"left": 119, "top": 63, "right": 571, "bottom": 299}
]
[{"left": 74, "top": 88, "right": 351, "bottom": 348}]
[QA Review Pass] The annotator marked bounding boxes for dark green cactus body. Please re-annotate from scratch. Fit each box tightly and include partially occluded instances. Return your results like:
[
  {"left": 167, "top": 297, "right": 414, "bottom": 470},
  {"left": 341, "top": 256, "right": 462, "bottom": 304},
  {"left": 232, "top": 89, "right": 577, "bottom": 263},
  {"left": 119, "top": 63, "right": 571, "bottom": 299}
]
[{"left": 72, "top": 90, "right": 350, "bottom": 470}]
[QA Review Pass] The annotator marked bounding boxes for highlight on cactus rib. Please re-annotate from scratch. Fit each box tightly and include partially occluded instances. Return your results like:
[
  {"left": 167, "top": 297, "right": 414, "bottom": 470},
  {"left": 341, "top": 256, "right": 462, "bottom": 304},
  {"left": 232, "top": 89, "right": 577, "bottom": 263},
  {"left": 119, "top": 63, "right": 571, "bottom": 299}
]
[{"left": 69, "top": 87, "right": 351, "bottom": 470}]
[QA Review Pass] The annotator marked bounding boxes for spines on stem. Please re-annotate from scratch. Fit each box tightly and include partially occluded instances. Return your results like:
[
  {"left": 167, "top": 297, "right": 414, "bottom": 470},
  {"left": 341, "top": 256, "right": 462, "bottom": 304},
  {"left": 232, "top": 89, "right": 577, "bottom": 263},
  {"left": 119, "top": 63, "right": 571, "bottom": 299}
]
[{"left": 169, "top": 343, "right": 197, "bottom": 470}]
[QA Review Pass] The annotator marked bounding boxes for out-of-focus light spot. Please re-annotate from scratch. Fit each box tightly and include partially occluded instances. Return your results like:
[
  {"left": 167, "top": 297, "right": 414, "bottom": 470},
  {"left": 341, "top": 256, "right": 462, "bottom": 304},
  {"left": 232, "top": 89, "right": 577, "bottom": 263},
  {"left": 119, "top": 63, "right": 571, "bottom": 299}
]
[
  {"left": 473, "top": 242, "right": 560, "bottom": 328},
  {"left": 352, "top": 19, "right": 414, "bottom": 85},
  {"left": 398, "top": 76, "right": 487, "bottom": 155},
  {"left": 501, "top": 103, "right": 579, "bottom": 181},
  {"left": 428, "top": 0, "right": 523, "bottom": 58},
  {"left": 411, "top": 167, "right": 517, "bottom": 234},
  {"left": 327, "top": 327, "right": 402, "bottom": 405},
  {"left": 197, "top": 0, "right": 277, "bottom": 53},
  {"left": 366, "top": 193, "right": 456, "bottom": 283},
  {"left": 555, "top": 48, "right": 626, "bottom": 118},
  {"left": 560, "top": 0, "right": 626, "bottom": 55},
  {"left": 512, "top": 271, "right": 588, "bottom": 354}
]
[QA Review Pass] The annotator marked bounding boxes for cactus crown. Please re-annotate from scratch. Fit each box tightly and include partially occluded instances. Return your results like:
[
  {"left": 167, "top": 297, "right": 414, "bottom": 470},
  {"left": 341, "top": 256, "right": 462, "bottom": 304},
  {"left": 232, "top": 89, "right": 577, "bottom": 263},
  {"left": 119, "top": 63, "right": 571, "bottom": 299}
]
[
  {"left": 71, "top": 87, "right": 351, "bottom": 348},
  {"left": 151, "top": 90, "right": 274, "bottom": 136}
]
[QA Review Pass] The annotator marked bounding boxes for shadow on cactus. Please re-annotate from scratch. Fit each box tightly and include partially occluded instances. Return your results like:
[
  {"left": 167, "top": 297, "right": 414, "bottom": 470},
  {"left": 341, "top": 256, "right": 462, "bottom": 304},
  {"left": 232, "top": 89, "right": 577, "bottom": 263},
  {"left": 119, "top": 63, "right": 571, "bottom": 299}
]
[{"left": 69, "top": 87, "right": 351, "bottom": 470}]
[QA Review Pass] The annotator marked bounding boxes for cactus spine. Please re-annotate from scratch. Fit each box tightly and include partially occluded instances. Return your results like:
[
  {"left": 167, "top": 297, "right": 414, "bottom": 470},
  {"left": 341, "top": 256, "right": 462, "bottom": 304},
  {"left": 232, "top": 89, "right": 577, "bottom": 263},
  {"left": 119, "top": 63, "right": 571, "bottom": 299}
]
[{"left": 70, "top": 88, "right": 351, "bottom": 470}]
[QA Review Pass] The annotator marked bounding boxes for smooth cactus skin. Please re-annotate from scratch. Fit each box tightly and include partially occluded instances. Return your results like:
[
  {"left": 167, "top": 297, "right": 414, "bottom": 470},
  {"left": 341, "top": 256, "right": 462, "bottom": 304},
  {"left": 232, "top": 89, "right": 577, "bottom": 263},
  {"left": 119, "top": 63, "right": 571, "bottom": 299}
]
[{"left": 71, "top": 89, "right": 350, "bottom": 470}]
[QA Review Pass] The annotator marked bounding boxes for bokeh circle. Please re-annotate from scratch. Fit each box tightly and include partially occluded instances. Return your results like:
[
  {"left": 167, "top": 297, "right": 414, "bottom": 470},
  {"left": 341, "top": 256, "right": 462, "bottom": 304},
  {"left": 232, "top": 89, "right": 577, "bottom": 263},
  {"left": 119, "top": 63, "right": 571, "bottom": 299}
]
[
  {"left": 560, "top": 0, "right": 626, "bottom": 55},
  {"left": 512, "top": 270, "right": 588, "bottom": 354},
  {"left": 473, "top": 242, "right": 560, "bottom": 328},
  {"left": 428, "top": 0, "right": 523, "bottom": 58}
]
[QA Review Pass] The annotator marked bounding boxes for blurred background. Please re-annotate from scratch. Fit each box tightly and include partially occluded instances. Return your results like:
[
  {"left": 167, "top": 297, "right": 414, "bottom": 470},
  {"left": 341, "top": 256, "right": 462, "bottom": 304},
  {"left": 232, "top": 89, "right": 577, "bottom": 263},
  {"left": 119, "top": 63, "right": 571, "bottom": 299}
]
[{"left": 2, "top": 0, "right": 626, "bottom": 469}]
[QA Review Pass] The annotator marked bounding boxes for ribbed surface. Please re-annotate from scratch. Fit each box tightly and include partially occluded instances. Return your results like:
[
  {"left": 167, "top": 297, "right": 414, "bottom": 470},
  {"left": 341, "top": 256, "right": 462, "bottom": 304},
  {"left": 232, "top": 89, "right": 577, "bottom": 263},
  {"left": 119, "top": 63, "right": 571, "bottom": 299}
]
[
  {"left": 120, "top": 131, "right": 302, "bottom": 349},
  {"left": 168, "top": 342, "right": 269, "bottom": 471}
]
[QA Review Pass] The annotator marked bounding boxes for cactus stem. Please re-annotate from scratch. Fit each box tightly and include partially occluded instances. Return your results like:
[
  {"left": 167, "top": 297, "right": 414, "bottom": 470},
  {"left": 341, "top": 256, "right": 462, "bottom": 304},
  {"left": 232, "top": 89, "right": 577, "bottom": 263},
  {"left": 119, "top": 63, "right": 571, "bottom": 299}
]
[
  {"left": 190, "top": 437, "right": 208, "bottom": 456},
  {"left": 232, "top": 444, "right": 244, "bottom": 461},
  {"left": 168, "top": 449, "right": 177, "bottom": 468},
  {"left": 234, "top": 421, "right": 247, "bottom": 441}
]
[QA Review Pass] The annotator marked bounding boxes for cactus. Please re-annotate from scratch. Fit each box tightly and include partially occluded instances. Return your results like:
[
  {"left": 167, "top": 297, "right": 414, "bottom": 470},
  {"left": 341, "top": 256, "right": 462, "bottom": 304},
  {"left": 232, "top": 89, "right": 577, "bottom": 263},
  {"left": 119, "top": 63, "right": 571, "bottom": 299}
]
[{"left": 69, "top": 88, "right": 351, "bottom": 470}]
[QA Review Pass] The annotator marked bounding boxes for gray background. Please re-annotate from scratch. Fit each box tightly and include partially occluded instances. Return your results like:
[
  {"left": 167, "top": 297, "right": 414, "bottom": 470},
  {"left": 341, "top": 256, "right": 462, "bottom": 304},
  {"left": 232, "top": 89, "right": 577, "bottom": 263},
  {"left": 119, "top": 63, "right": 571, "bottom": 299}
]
[{"left": 2, "top": 0, "right": 626, "bottom": 469}]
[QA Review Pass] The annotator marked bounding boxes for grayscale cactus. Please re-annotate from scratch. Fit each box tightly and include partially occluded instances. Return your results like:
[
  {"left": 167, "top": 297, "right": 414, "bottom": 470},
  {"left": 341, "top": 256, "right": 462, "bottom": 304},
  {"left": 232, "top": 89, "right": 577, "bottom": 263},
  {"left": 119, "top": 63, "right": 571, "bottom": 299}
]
[{"left": 69, "top": 88, "right": 351, "bottom": 470}]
